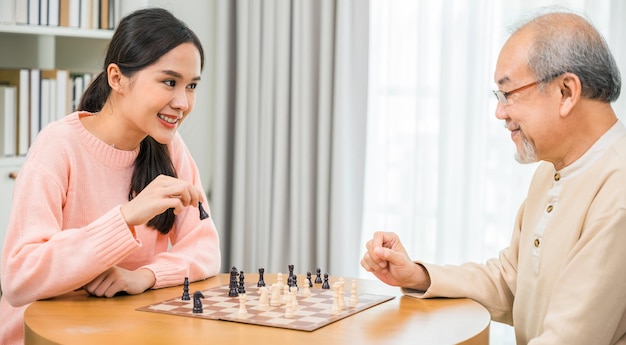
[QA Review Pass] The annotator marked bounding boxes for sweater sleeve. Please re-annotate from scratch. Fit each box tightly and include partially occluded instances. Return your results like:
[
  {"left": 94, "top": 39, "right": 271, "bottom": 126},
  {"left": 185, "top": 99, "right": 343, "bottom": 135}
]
[
  {"left": 1, "top": 165, "right": 140, "bottom": 307},
  {"left": 138, "top": 134, "right": 221, "bottom": 288}
]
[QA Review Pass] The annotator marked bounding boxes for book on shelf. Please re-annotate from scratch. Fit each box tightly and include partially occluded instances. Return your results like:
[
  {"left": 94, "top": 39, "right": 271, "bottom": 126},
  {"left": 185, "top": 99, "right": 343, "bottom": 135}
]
[
  {"left": 29, "top": 69, "right": 40, "bottom": 147},
  {"left": 49, "top": 0, "right": 61, "bottom": 26},
  {"left": 41, "top": 69, "right": 70, "bottom": 123},
  {"left": 28, "top": 0, "right": 39, "bottom": 25},
  {"left": 39, "top": 0, "right": 49, "bottom": 25},
  {"left": 15, "top": 0, "right": 28, "bottom": 25},
  {"left": 71, "top": 72, "right": 92, "bottom": 111},
  {"left": 2, "top": 0, "right": 144, "bottom": 29},
  {"left": 0, "top": 85, "right": 17, "bottom": 157},
  {"left": 0, "top": 0, "right": 15, "bottom": 24},
  {"left": 0, "top": 68, "right": 92, "bottom": 155},
  {"left": 0, "top": 69, "right": 30, "bottom": 156}
]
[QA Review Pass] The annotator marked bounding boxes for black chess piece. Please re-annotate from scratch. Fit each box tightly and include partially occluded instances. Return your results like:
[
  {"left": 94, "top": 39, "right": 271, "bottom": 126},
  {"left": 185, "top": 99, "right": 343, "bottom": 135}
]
[
  {"left": 306, "top": 271, "right": 313, "bottom": 287},
  {"left": 193, "top": 291, "right": 204, "bottom": 313},
  {"left": 229, "top": 266, "right": 239, "bottom": 297},
  {"left": 181, "top": 277, "right": 190, "bottom": 300},
  {"left": 257, "top": 268, "right": 266, "bottom": 287},
  {"left": 198, "top": 202, "right": 209, "bottom": 220},
  {"left": 287, "top": 275, "right": 294, "bottom": 288},
  {"left": 321, "top": 273, "right": 330, "bottom": 289},
  {"left": 315, "top": 268, "right": 323, "bottom": 284},
  {"left": 238, "top": 271, "right": 246, "bottom": 294},
  {"left": 288, "top": 264, "right": 295, "bottom": 279}
]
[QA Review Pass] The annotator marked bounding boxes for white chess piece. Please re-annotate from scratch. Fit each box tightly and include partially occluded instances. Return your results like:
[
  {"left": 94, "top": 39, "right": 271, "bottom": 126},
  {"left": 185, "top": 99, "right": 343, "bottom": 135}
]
[
  {"left": 290, "top": 286, "right": 298, "bottom": 307},
  {"left": 338, "top": 279, "right": 346, "bottom": 310},
  {"left": 258, "top": 286, "right": 269, "bottom": 310},
  {"left": 282, "top": 284, "right": 290, "bottom": 304},
  {"left": 301, "top": 283, "right": 311, "bottom": 298},
  {"left": 237, "top": 293, "right": 248, "bottom": 318},
  {"left": 350, "top": 279, "right": 358, "bottom": 307},
  {"left": 284, "top": 289, "right": 295, "bottom": 318},
  {"left": 331, "top": 283, "right": 341, "bottom": 314},
  {"left": 270, "top": 283, "right": 281, "bottom": 307}
]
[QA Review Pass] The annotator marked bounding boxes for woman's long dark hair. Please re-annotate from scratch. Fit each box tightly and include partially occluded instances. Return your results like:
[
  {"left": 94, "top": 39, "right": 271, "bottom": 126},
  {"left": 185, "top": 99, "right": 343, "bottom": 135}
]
[{"left": 77, "top": 8, "right": 205, "bottom": 234}]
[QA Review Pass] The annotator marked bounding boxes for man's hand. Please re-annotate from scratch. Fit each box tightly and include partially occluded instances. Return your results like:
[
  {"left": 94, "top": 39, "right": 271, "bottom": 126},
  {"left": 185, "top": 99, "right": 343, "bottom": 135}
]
[{"left": 360, "top": 231, "right": 431, "bottom": 291}]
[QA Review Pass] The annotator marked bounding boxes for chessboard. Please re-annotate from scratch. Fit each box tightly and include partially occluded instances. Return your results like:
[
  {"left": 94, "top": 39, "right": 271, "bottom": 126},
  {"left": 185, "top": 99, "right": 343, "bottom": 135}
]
[{"left": 137, "top": 281, "right": 395, "bottom": 332}]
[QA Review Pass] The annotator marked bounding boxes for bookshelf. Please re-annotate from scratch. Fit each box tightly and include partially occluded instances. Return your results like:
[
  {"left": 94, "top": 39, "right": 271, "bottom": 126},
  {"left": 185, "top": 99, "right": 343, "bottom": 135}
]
[{"left": 0, "top": 1, "right": 142, "bottom": 273}]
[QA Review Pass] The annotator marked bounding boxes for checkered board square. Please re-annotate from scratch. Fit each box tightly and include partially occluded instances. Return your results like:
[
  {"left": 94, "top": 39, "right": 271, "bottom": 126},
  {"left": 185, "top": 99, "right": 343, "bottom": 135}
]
[{"left": 137, "top": 283, "right": 395, "bottom": 331}]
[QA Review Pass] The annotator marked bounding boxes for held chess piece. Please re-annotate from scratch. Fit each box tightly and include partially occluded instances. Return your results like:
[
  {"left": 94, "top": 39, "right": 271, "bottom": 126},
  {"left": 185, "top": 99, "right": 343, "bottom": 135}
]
[
  {"left": 198, "top": 202, "right": 209, "bottom": 220},
  {"left": 315, "top": 268, "right": 323, "bottom": 284},
  {"left": 192, "top": 291, "right": 204, "bottom": 313},
  {"left": 181, "top": 277, "right": 190, "bottom": 300},
  {"left": 257, "top": 267, "right": 266, "bottom": 287}
]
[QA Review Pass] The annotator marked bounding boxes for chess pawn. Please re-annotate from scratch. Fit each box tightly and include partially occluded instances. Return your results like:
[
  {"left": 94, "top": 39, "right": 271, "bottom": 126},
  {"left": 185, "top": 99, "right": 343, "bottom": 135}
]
[
  {"left": 284, "top": 300, "right": 295, "bottom": 318},
  {"left": 290, "top": 286, "right": 298, "bottom": 307},
  {"left": 237, "top": 294, "right": 248, "bottom": 318},
  {"left": 315, "top": 268, "right": 323, "bottom": 284},
  {"left": 301, "top": 283, "right": 311, "bottom": 298},
  {"left": 270, "top": 283, "right": 281, "bottom": 307},
  {"left": 284, "top": 289, "right": 296, "bottom": 319},
  {"left": 282, "top": 283, "right": 290, "bottom": 305},
  {"left": 350, "top": 279, "right": 358, "bottom": 307},
  {"left": 258, "top": 286, "right": 270, "bottom": 310}
]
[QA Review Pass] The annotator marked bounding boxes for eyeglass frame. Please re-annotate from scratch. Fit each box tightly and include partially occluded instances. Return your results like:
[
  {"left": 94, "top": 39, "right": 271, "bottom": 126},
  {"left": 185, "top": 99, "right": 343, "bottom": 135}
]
[{"left": 492, "top": 72, "right": 565, "bottom": 105}]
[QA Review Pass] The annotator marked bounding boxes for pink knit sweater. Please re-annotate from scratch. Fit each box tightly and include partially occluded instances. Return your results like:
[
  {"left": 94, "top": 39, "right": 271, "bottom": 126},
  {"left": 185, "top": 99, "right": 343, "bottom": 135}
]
[{"left": 0, "top": 112, "right": 221, "bottom": 345}]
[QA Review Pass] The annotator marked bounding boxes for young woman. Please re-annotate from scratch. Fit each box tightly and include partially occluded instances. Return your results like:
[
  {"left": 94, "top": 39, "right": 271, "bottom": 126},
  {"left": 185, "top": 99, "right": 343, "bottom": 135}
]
[{"left": 0, "top": 8, "right": 220, "bottom": 344}]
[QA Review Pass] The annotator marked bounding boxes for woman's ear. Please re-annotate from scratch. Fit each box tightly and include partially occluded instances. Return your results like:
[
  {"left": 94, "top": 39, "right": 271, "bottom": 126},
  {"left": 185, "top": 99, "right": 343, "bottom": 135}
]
[
  {"left": 106, "top": 63, "right": 124, "bottom": 92},
  {"left": 559, "top": 72, "right": 581, "bottom": 117}
]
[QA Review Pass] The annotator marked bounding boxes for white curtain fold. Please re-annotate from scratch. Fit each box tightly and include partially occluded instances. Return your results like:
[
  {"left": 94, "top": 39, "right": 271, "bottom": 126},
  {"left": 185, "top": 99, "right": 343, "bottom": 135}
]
[{"left": 209, "top": 0, "right": 369, "bottom": 276}]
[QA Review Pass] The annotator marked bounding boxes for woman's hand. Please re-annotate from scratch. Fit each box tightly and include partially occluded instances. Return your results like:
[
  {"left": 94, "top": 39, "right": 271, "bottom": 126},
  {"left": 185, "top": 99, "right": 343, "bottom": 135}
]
[{"left": 120, "top": 174, "right": 203, "bottom": 227}]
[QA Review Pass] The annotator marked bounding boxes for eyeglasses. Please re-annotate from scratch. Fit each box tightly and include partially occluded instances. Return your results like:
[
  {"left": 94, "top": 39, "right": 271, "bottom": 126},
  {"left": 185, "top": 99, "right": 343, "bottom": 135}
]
[{"left": 492, "top": 80, "right": 539, "bottom": 105}]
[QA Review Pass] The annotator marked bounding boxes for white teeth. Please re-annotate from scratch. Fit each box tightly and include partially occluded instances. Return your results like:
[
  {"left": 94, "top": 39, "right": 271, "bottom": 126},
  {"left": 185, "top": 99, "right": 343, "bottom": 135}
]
[{"left": 158, "top": 113, "right": 178, "bottom": 124}]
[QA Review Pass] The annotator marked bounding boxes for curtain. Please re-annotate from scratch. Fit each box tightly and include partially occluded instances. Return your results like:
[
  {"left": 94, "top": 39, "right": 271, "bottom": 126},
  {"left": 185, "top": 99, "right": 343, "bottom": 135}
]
[
  {"left": 209, "top": 0, "right": 369, "bottom": 277},
  {"left": 363, "top": 1, "right": 626, "bottom": 344}
]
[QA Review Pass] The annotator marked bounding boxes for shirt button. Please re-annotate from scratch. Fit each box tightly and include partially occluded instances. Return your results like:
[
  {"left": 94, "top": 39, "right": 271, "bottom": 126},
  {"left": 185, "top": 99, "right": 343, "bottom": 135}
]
[
  {"left": 546, "top": 205, "right": 554, "bottom": 213},
  {"left": 554, "top": 173, "right": 561, "bottom": 181},
  {"left": 534, "top": 238, "right": 540, "bottom": 247}
]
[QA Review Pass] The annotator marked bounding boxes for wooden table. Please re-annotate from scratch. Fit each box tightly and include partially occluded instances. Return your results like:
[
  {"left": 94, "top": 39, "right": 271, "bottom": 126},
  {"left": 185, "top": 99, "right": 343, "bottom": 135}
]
[{"left": 24, "top": 273, "right": 490, "bottom": 345}]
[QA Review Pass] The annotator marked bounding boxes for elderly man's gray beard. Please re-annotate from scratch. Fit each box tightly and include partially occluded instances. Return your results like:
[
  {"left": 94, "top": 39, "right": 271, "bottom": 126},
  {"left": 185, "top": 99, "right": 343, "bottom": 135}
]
[{"left": 515, "top": 131, "right": 538, "bottom": 164}]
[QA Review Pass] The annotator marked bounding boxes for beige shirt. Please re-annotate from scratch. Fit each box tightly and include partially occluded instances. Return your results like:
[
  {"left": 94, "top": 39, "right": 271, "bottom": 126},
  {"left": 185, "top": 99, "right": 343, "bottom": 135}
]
[{"left": 404, "top": 122, "right": 626, "bottom": 344}]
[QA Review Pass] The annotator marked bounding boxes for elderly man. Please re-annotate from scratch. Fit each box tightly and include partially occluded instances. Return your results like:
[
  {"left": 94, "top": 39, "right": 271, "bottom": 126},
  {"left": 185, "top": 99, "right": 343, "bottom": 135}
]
[{"left": 361, "top": 10, "right": 626, "bottom": 344}]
